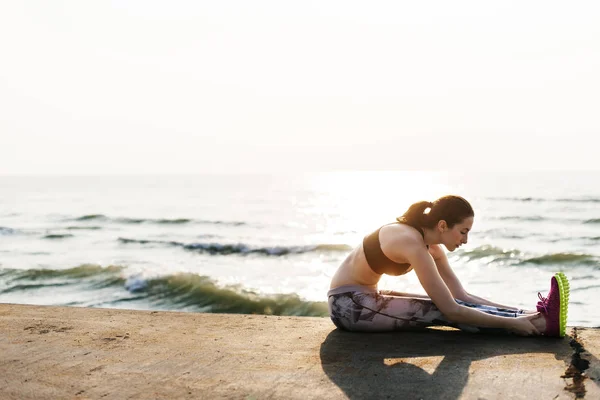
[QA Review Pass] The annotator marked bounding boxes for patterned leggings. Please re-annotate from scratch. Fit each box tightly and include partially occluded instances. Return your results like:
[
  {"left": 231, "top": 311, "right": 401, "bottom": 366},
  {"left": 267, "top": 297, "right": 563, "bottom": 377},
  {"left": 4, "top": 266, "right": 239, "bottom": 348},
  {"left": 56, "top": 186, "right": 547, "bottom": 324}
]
[{"left": 328, "top": 285, "right": 524, "bottom": 334}]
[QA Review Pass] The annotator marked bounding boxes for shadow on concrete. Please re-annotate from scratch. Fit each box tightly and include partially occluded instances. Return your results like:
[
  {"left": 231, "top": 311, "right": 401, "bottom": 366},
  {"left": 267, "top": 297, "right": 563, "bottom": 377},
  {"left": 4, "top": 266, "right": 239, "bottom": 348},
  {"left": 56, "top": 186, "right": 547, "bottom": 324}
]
[{"left": 320, "top": 328, "right": 571, "bottom": 400}]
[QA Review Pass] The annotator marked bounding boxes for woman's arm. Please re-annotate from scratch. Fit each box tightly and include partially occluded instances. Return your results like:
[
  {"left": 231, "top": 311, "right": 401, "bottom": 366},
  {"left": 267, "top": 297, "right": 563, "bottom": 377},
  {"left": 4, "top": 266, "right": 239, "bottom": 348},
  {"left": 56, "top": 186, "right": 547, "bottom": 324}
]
[
  {"left": 404, "top": 240, "right": 539, "bottom": 335},
  {"left": 429, "top": 244, "right": 522, "bottom": 311}
]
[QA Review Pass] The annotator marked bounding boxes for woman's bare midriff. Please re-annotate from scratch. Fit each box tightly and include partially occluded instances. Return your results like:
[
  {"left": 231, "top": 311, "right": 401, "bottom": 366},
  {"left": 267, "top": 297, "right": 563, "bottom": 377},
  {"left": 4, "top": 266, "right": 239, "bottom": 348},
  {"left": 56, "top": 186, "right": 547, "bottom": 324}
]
[{"left": 329, "top": 243, "right": 382, "bottom": 289}]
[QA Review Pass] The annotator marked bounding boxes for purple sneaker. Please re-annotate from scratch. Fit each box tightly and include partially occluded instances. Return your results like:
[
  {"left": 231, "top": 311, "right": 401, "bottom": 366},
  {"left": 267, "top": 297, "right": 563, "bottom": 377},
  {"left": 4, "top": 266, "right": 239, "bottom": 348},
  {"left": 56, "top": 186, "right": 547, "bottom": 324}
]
[{"left": 536, "top": 273, "right": 569, "bottom": 337}]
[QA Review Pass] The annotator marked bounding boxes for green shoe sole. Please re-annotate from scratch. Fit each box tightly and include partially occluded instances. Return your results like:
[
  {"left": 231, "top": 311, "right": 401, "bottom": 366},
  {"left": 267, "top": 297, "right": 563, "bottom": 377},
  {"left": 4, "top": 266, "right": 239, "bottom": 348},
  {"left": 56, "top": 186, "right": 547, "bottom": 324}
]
[{"left": 554, "top": 272, "right": 570, "bottom": 337}]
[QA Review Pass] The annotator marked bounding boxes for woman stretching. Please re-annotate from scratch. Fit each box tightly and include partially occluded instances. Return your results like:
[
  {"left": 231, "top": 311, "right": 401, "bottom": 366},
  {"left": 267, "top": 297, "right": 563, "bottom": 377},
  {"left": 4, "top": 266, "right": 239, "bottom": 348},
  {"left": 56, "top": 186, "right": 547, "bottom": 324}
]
[{"left": 328, "top": 195, "right": 569, "bottom": 337}]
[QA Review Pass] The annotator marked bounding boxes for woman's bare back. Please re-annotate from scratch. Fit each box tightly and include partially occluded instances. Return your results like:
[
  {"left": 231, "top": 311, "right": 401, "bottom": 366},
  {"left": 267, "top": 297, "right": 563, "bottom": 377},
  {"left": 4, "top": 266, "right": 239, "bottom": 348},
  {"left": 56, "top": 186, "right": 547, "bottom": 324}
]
[
  {"left": 330, "top": 224, "right": 422, "bottom": 289},
  {"left": 329, "top": 243, "right": 381, "bottom": 289}
]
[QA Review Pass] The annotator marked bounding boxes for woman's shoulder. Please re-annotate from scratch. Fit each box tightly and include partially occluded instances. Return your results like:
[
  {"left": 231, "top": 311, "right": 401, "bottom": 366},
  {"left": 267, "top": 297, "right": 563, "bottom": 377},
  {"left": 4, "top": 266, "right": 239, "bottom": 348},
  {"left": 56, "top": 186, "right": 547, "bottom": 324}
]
[
  {"left": 380, "top": 225, "right": 428, "bottom": 264},
  {"left": 381, "top": 222, "right": 421, "bottom": 237},
  {"left": 380, "top": 223, "right": 426, "bottom": 248}
]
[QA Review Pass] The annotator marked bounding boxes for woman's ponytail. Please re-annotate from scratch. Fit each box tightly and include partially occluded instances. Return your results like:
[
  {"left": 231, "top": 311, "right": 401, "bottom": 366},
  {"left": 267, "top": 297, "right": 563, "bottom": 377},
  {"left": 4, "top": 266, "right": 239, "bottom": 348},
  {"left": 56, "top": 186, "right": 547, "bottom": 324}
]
[
  {"left": 398, "top": 195, "right": 474, "bottom": 229},
  {"left": 397, "top": 201, "right": 432, "bottom": 227}
]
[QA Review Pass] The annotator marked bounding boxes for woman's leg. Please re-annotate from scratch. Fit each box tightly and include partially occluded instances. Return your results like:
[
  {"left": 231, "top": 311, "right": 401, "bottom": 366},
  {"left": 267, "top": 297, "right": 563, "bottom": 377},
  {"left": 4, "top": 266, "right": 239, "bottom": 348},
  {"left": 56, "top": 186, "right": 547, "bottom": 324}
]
[
  {"left": 453, "top": 299, "right": 522, "bottom": 334},
  {"left": 328, "top": 290, "right": 520, "bottom": 333},
  {"left": 329, "top": 291, "right": 450, "bottom": 332}
]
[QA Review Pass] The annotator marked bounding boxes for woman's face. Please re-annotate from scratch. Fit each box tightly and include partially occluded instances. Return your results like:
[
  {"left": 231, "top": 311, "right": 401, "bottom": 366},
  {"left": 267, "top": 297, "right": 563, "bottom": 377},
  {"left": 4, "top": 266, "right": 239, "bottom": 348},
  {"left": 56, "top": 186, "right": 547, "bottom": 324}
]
[{"left": 442, "top": 216, "right": 474, "bottom": 252}]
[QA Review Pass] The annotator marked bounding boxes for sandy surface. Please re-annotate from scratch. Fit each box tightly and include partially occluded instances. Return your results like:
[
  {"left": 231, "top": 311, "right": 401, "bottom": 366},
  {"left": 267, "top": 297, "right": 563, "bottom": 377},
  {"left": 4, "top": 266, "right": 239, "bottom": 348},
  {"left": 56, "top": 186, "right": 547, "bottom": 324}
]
[{"left": 1, "top": 303, "right": 598, "bottom": 399}]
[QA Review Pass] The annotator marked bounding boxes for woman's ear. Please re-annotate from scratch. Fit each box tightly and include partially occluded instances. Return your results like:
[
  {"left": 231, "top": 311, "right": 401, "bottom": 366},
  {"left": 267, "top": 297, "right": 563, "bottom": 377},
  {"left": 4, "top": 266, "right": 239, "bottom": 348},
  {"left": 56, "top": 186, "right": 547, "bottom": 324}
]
[{"left": 437, "top": 220, "right": 448, "bottom": 233}]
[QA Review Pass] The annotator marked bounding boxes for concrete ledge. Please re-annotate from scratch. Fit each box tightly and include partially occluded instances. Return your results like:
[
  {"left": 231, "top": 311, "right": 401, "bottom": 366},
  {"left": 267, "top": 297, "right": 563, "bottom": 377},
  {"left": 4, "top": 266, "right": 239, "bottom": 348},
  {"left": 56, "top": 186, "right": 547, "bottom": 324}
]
[{"left": 0, "top": 303, "right": 598, "bottom": 399}]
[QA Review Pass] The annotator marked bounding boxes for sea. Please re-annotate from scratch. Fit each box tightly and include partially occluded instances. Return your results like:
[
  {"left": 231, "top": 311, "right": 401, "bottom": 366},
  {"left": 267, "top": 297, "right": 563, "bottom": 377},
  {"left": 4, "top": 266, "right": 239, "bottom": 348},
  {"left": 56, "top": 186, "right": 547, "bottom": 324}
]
[{"left": 1, "top": 171, "right": 599, "bottom": 327}]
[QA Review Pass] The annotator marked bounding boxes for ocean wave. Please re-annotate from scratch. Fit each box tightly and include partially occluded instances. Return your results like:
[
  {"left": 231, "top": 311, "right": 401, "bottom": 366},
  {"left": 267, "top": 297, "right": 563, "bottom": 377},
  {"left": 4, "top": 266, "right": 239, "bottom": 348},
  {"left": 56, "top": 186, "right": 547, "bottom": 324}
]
[
  {"left": 75, "top": 214, "right": 107, "bottom": 221},
  {"left": 123, "top": 273, "right": 327, "bottom": 316},
  {"left": 457, "top": 245, "right": 521, "bottom": 262},
  {"left": 1, "top": 282, "right": 72, "bottom": 293},
  {"left": 0, "top": 227, "right": 17, "bottom": 235},
  {"left": 556, "top": 197, "right": 600, "bottom": 203},
  {"left": 70, "top": 214, "right": 245, "bottom": 226},
  {"left": 0, "top": 265, "right": 127, "bottom": 296},
  {"left": 549, "top": 235, "right": 600, "bottom": 243},
  {"left": 66, "top": 226, "right": 102, "bottom": 230},
  {"left": 477, "top": 228, "right": 531, "bottom": 239},
  {"left": 457, "top": 246, "right": 600, "bottom": 268},
  {"left": 493, "top": 215, "right": 597, "bottom": 225},
  {"left": 5, "top": 264, "right": 125, "bottom": 280},
  {"left": 570, "top": 275, "right": 597, "bottom": 281},
  {"left": 489, "top": 197, "right": 600, "bottom": 203},
  {"left": 118, "top": 237, "right": 165, "bottom": 245},
  {"left": 555, "top": 197, "right": 600, "bottom": 203},
  {"left": 488, "top": 197, "right": 543, "bottom": 202},
  {"left": 43, "top": 234, "right": 74, "bottom": 239},
  {"left": 495, "top": 216, "right": 546, "bottom": 222},
  {"left": 0, "top": 265, "right": 327, "bottom": 317},
  {"left": 519, "top": 253, "right": 599, "bottom": 266},
  {"left": 118, "top": 237, "right": 352, "bottom": 256},
  {"left": 198, "top": 219, "right": 246, "bottom": 226},
  {"left": 571, "top": 284, "right": 600, "bottom": 292},
  {"left": 114, "top": 217, "right": 193, "bottom": 225}
]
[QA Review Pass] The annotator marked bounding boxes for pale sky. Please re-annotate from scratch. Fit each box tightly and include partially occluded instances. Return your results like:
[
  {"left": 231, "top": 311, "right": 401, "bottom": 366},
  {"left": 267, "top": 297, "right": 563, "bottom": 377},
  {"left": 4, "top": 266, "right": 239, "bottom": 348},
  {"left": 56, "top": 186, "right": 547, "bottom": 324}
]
[{"left": 1, "top": 1, "right": 599, "bottom": 174}]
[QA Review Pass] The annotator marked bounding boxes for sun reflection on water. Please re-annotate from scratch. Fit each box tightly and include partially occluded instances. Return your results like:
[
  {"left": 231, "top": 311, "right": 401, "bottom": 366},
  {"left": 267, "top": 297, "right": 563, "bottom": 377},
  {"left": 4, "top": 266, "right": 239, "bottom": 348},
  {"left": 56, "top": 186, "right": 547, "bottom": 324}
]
[{"left": 309, "top": 170, "right": 454, "bottom": 240}]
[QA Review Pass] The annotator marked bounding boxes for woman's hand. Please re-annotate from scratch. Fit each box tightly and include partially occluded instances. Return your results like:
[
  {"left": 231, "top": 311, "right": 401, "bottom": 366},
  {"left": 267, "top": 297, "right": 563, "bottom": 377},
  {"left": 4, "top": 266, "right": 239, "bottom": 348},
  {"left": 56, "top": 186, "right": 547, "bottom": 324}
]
[{"left": 509, "top": 314, "right": 543, "bottom": 336}]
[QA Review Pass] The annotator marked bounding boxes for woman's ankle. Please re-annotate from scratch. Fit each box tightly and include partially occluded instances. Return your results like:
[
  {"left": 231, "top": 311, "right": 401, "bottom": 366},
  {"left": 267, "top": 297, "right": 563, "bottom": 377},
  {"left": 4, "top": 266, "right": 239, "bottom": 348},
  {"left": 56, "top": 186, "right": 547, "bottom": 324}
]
[{"left": 531, "top": 313, "right": 547, "bottom": 333}]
